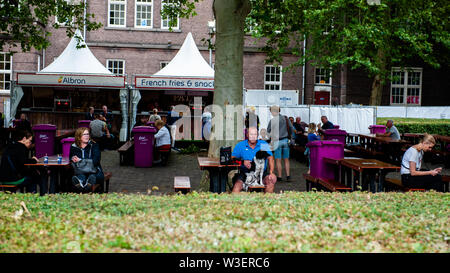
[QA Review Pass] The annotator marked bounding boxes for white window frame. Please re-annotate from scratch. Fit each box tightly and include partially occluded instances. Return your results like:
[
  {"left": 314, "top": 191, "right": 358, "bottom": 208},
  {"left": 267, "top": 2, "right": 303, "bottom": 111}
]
[
  {"left": 0, "top": 52, "right": 12, "bottom": 94},
  {"left": 106, "top": 59, "right": 125, "bottom": 76},
  {"left": 390, "top": 67, "right": 422, "bottom": 106},
  {"left": 135, "top": 0, "right": 153, "bottom": 29},
  {"left": 108, "top": 0, "right": 127, "bottom": 27},
  {"left": 264, "top": 65, "right": 282, "bottom": 91},
  {"left": 315, "top": 67, "right": 332, "bottom": 85},
  {"left": 161, "top": 0, "right": 180, "bottom": 30}
]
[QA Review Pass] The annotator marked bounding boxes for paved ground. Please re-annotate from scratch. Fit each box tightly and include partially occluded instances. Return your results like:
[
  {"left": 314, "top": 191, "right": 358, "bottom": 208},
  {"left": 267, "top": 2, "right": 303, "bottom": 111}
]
[
  {"left": 101, "top": 148, "right": 449, "bottom": 194},
  {"left": 101, "top": 149, "right": 309, "bottom": 194}
]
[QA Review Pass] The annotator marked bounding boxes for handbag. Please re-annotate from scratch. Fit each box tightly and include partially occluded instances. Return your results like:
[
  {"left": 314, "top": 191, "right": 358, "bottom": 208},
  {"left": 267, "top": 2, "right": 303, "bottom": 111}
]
[{"left": 72, "top": 146, "right": 97, "bottom": 175}]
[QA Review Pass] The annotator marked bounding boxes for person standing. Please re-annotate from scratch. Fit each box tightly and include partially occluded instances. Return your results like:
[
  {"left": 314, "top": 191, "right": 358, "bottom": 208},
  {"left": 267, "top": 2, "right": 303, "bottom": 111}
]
[
  {"left": 149, "top": 108, "right": 161, "bottom": 122},
  {"left": 15, "top": 113, "right": 32, "bottom": 133},
  {"left": 267, "top": 105, "right": 296, "bottom": 182},
  {"left": 377, "top": 119, "right": 401, "bottom": 140},
  {"left": 102, "top": 105, "right": 113, "bottom": 131},
  {"left": 400, "top": 134, "right": 443, "bottom": 192},
  {"left": 85, "top": 107, "right": 95, "bottom": 120}
]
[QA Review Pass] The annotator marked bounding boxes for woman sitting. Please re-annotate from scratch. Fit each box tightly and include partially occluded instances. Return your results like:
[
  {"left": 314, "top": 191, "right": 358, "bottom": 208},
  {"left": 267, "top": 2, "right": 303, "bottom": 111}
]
[
  {"left": 153, "top": 120, "right": 172, "bottom": 165},
  {"left": 70, "top": 127, "right": 104, "bottom": 192},
  {"left": 400, "top": 134, "right": 443, "bottom": 192}
]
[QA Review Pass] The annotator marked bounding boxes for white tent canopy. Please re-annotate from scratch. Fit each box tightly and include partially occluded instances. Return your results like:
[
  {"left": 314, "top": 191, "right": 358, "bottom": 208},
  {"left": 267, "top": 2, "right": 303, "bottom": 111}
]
[
  {"left": 154, "top": 32, "right": 214, "bottom": 78},
  {"left": 39, "top": 29, "right": 113, "bottom": 75}
]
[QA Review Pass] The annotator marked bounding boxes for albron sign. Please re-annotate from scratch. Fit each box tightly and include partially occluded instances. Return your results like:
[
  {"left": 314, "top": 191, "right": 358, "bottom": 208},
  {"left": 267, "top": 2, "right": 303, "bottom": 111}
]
[{"left": 17, "top": 73, "right": 126, "bottom": 88}]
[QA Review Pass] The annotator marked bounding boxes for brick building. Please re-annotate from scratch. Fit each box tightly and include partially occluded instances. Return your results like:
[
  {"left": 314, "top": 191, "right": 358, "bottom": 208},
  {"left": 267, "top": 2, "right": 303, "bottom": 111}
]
[{"left": 1, "top": 0, "right": 448, "bottom": 117}]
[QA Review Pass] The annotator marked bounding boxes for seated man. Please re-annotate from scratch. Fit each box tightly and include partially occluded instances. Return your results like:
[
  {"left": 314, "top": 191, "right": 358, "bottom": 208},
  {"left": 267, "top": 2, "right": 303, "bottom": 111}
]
[
  {"left": 377, "top": 119, "right": 401, "bottom": 140},
  {"left": 231, "top": 127, "right": 277, "bottom": 193},
  {"left": 90, "top": 114, "right": 111, "bottom": 150},
  {"left": 318, "top": 115, "right": 334, "bottom": 135}
]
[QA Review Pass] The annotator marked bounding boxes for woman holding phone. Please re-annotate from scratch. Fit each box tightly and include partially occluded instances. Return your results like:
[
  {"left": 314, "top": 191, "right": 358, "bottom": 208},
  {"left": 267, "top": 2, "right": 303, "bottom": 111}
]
[{"left": 400, "top": 134, "right": 444, "bottom": 192}]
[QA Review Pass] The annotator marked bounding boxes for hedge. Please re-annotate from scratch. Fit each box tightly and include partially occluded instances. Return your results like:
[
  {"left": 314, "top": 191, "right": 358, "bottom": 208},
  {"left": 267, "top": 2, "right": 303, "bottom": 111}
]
[{"left": 377, "top": 118, "right": 450, "bottom": 136}]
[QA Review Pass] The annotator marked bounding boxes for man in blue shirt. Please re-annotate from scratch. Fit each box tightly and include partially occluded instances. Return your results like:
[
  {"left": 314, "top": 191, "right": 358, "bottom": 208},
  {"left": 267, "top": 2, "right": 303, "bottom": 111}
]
[{"left": 231, "top": 127, "right": 276, "bottom": 193}]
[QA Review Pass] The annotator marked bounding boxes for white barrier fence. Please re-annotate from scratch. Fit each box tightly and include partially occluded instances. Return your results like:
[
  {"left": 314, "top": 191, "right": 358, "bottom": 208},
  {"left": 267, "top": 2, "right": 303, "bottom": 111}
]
[
  {"left": 252, "top": 105, "right": 376, "bottom": 134},
  {"left": 250, "top": 105, "right": 450, "bottom": 135},
  {"left": 376, "top": 106, "right": 450, "bottom": 119}
]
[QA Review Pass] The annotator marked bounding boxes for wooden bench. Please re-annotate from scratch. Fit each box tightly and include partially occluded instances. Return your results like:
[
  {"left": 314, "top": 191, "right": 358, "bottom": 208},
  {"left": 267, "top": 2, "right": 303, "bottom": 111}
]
[
  {"left": 118, "top": 140, "right": 134, "bottom": 166},
  {"left": 303, "top": 173, "right": 318, "bottom": 192},
  {"left": 384, "top": 177, "right": 425, "bottom": 192},
  {"left": 248, "top": 185, "right": 265, "bottom": 192},
  {"left": 317, "top": 177, "right": 352, "bottom": 192},
  {"left": 0, "top": 184, "right": 20, "bottom": 193},
  {"left": 174, "top": 176, "right": 191, "bottom": 194}
]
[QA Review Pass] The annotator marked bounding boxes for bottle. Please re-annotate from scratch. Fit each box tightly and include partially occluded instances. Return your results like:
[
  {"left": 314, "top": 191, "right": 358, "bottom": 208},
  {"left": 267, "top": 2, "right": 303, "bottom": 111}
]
[
  {"left": 44, "top": 154, "right": 49, "bottom": 164},
  {"left": 57, "top": 154, "right": 62, "bottom": 164}
]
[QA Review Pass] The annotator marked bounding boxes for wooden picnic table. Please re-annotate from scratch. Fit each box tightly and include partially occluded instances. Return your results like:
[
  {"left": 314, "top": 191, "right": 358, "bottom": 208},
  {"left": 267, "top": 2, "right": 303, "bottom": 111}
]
[
  {"left": 24, "top": 155, "right": 71, "bottom": 194},
  {"left": 198, "top": 157, "right": 240, "bottom": 193},
  {"left": 356, "top": 133, "right": 409, "bottom": 164},
  {"left": 340, "top": 158, "right": 400, "bottom": 192}
]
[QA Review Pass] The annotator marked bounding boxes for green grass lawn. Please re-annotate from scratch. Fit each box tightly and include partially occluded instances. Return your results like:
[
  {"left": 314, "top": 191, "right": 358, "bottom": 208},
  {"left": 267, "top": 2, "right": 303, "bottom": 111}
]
[{"left": 0, "top": 192, "right": 448, "bottom": 253}]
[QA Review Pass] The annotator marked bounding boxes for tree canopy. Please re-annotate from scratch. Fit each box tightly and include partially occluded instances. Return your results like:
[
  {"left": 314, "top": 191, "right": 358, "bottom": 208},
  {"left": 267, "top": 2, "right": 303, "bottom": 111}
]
[
  {"left": 248, "top": 0, "right": 450, "bottom": 104},
  {"left": 0, "top": 0, "right": 102, "bottom": 52}
]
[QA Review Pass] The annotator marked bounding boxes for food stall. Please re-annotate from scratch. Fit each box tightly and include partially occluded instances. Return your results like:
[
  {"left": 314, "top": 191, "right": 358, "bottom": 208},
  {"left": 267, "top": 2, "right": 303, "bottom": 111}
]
[
  {"left": 132, "top": 32, "right": 214, "bottom": 137},
  {"left": 11, "top": 30, "right": 128, "bottom": 140}
]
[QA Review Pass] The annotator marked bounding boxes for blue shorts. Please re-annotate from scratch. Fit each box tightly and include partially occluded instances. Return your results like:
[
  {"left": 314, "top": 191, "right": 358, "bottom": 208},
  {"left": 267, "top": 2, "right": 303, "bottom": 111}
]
[{"left": 273, "top": 138, "right": 290, "bottom": 159}]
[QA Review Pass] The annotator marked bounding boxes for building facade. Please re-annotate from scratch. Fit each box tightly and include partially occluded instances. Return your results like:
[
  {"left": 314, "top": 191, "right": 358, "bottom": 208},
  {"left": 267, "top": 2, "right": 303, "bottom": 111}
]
[{"left": 1, "top": 0, "right": 448, "bottom": 116}]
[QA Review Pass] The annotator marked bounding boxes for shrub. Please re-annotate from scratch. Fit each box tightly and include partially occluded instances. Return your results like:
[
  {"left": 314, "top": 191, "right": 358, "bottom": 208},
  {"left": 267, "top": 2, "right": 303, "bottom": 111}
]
[{"left": 377, "top": 118, "right": 450, "bottom": 136}]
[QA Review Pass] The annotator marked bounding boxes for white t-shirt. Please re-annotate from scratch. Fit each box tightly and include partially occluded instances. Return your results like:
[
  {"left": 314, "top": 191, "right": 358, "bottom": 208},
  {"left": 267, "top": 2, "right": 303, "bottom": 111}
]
[
  {"left": 400, "top": 147, "right": 423, "bottom": 175},
  {"left": 154, "top": 126, "right": 171, "bottom": 147}
]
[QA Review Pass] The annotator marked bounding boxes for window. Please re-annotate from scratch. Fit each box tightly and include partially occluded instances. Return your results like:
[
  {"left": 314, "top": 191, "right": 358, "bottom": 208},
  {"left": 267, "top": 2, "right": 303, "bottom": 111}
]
[
  {"left": 107, "top": 59, "right": 125, "bottom": 75},
  {"left": 390, "top": 68, "right": 422, "bottom": 105},
  {"left": 108, "top": 0, "right": 126, "bottom": 27},
  {"left": 0, "top": 52, "right": 12, "bottom": 92},
  {"left": 315, "top": 67, "right": 331, "bottom": 85},
  {"left": 161, "top": 0, "right": 179, "bottom": 30},
  {"left": 264, "top": 65, "right": 282, "bottom": 90},
  {"left": 160, "top": 61, "right": 169, "bottom": 69},
  {"left": 135, "top": 0, "right": 153, "bottom": 28}
]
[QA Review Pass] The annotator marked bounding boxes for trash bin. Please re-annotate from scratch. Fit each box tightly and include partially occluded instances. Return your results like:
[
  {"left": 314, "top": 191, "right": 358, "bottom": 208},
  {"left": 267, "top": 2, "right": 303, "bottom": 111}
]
[
  {"left": 78, "top": 120, "right": 91, "bottom": 128},
  {"left": 146, "top": 121, "right": 155, "bottom": 127},
  {"left": 323, "top": 129, "right": 347, "bottom": 145},
  {"left": 32, "top": 124, "right": 57, "bottom": 158},
  {"left": 61, "top": 137, "right": 75, "bottom": 158},
  {"left": 333, "top": 125, "right": 340, "bottom": 129},
  {"left": 132, "top": 126, "right": 157, "bottom": 167},
  {"left": 307, "top": 141, "right": 344, "bottom": 180},
  {"left": 369, "top": 125, "right": 386, "bottom": 134}
]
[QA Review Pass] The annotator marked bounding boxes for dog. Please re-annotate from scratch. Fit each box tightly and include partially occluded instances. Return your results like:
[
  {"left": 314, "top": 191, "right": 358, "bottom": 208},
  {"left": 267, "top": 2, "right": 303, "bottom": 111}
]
[{"left": 243, "top": 150, "right": 270, "bottom": 191}]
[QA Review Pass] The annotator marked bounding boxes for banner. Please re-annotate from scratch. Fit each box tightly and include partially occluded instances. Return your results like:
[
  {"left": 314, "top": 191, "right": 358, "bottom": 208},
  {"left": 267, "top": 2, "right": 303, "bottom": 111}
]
[
  {"left": 135, "top": 76, "right": 214, "bottom": 91},
  {"left": 17, "top": 73, "right": 126, "bottom": 88}
]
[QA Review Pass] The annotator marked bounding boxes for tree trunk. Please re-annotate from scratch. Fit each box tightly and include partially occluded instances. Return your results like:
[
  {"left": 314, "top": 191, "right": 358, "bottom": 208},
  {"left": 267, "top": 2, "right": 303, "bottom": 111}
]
[
  {"left": 369, "top": 74, "right": 383, "bottom": 106},
  {"left": 207, "top": 0, "right": 251, "bottom": 158},
  {"left": 369, "top": 48, "right": 386, "bottom": 106}
]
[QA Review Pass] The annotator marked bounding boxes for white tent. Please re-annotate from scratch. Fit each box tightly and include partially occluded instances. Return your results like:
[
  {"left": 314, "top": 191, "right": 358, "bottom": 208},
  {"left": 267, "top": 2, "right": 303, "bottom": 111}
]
[
  {"left": 39, "top": 29, "right": 112, "bottom": 75},
  {"left": 154, "top": 32, "right": 214, "bottom": 77}
]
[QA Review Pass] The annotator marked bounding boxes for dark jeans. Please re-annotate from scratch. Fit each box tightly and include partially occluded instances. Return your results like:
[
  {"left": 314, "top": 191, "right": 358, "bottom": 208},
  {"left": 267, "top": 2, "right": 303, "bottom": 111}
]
[
  {"left": 19, "top": 176, "right": 45, "bottom": 195},
  {"left": 401, "top": 173, "right": 444, "bottom": 192}
]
